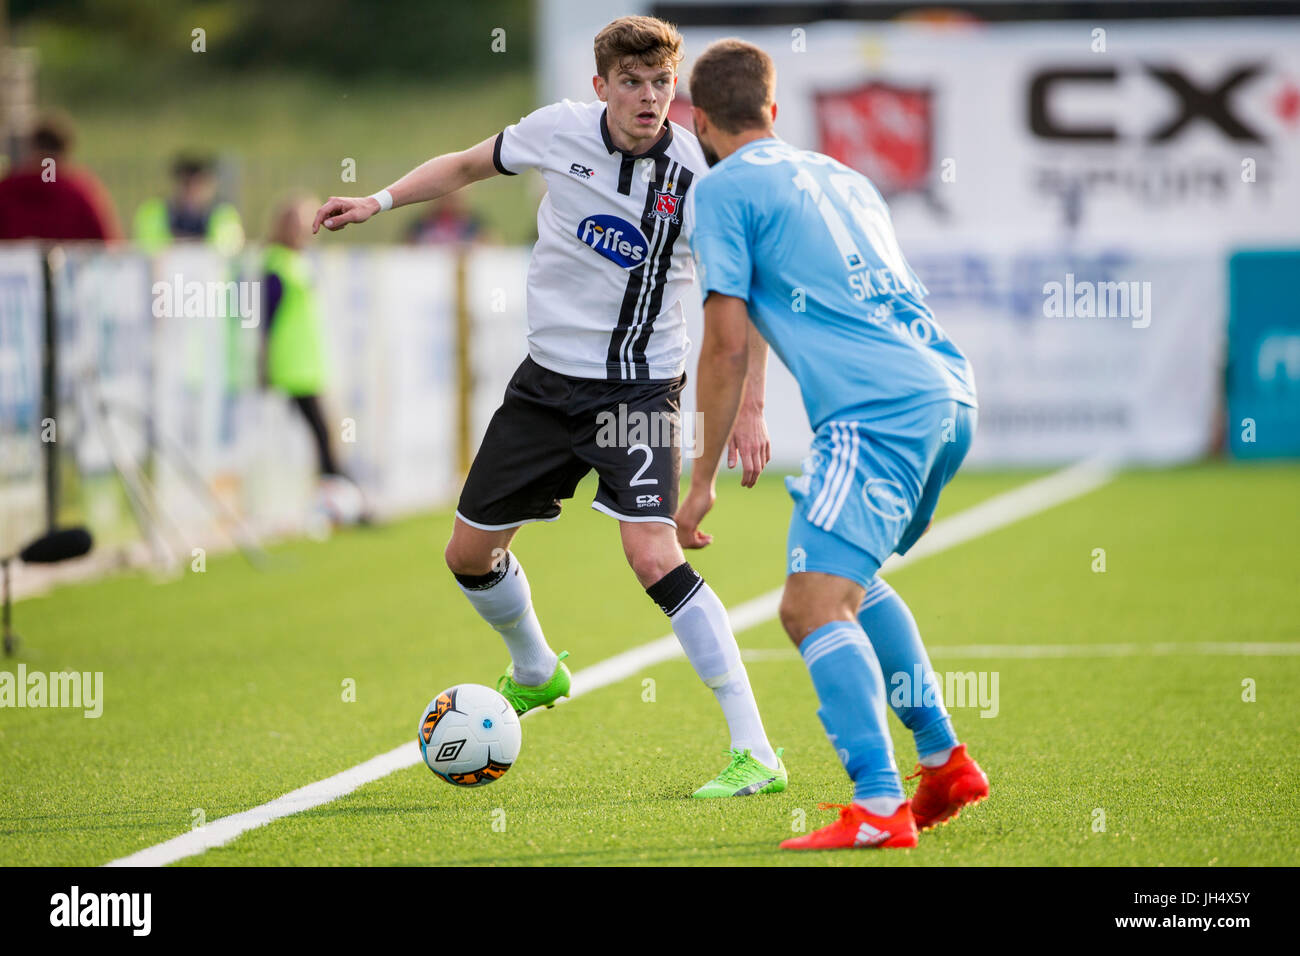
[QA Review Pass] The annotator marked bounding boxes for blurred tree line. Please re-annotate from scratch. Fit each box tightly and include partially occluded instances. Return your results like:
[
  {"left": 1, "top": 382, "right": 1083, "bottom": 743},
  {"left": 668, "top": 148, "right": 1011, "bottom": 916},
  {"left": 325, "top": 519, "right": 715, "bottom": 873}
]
[{"left": 12, "top": 0, "right": 535, "bottom": 99}]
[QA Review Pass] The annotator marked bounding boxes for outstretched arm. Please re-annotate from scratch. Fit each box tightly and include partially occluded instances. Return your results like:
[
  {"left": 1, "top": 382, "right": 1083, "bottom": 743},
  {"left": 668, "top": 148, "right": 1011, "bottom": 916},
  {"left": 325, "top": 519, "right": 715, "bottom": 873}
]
[{"left": 312, "top": 135, "right": 500, "bottom": 234}]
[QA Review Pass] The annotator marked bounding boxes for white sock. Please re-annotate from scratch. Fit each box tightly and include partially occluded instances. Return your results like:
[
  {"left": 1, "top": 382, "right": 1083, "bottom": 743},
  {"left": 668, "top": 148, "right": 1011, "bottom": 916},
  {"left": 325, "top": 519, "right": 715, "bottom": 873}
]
[
  {"left": 855, "top": 796, "right": 908, "bottom": 816},
  {"left": 919, "top": 746, "right": 956, "bottom": 768},
  {"left": 648, "top": 564, "right": 778, "bottom": 768},
  {"left": 706, "top": 666, "right": 779, "bottom": 768},
  {"left": 455, "top": 552, "right": 557, "bottom": 685}
]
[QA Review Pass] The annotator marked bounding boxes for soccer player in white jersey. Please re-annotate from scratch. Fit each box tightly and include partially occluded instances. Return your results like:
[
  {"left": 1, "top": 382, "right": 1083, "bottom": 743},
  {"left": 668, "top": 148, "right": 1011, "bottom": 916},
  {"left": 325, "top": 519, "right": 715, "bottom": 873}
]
[
  {"left": 312, "top": 17, "right": 786, "bottom": 798},
  {"left": 678, "top": 39, "right": 990, "bottom": 848}
]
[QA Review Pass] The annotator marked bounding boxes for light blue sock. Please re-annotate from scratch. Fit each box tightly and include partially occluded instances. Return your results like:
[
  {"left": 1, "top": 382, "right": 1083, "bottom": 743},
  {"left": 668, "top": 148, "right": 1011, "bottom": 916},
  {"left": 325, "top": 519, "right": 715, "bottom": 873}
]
[
  {"left": 799, "top": 621, "right": 904, "bottom": 802},
  {"left": 858, "top": 577, "right": 959, "bottom": 760}
]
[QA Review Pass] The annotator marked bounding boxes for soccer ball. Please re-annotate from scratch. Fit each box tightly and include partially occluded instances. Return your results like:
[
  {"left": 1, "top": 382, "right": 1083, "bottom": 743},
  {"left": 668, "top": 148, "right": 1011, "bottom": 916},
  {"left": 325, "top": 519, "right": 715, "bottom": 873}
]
[{"left": 418, "top": 684, "right": 521, "bottom": 786}]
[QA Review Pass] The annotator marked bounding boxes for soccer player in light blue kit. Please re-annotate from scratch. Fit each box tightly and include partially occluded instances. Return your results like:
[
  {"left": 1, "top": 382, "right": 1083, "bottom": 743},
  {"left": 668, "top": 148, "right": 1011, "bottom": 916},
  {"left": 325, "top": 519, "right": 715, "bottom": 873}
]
[{"left": 675, "top": 39, "right": 990, "bottom": 850}]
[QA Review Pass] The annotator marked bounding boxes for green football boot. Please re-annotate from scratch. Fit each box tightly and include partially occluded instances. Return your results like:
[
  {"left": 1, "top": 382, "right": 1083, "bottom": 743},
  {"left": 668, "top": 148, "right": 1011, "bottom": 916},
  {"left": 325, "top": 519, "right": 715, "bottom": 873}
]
[
  {"left": 495, "top": 651, "right": 571, "bottom": 717},
  {"left": 691, "top": 747, "right": 787, "bottom": 798}
]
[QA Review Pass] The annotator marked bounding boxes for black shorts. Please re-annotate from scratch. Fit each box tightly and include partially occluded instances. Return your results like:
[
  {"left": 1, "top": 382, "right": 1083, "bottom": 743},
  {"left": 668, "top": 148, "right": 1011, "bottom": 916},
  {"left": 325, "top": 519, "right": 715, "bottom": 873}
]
[{"left": 456, "top": 356, "right": 686, "bottom": 529}]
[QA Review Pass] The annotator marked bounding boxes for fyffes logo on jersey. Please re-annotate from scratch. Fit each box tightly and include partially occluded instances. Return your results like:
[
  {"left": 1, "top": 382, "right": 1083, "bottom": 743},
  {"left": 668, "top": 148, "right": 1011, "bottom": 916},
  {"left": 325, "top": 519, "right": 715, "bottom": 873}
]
[{"left": 577, "top": 215, "right": 649, "bottom": 269}]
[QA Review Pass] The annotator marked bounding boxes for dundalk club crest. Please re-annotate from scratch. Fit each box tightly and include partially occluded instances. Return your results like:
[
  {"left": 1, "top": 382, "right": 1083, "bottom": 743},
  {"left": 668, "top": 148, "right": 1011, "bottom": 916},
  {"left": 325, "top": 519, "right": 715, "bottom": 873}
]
[
  {"left": 652, "top": 188, "right": 681, "bottom": 223},
  {"left": 814, "top": 81, "right": 942, "bottom": 212}
]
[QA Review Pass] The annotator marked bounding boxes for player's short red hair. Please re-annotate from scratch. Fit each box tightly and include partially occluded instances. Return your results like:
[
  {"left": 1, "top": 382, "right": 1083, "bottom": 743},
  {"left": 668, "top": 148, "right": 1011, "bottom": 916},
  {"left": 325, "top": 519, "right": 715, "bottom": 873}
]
[{"left": 594, "top": 16, "right": 684, "bottom": 79}]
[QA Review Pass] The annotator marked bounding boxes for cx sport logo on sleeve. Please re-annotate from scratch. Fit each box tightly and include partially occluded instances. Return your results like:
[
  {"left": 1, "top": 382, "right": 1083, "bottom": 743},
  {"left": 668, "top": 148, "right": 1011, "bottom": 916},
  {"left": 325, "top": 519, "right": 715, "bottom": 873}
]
[{"left": 576, "top": 214, "right": 649, "bottom": 270}]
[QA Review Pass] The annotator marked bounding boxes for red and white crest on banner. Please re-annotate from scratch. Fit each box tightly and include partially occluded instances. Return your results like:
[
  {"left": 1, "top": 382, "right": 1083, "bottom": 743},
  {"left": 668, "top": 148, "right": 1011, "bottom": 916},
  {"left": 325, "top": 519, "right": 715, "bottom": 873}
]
[{"left": 814, "top": 83, "right": 933, "bottom": 194}]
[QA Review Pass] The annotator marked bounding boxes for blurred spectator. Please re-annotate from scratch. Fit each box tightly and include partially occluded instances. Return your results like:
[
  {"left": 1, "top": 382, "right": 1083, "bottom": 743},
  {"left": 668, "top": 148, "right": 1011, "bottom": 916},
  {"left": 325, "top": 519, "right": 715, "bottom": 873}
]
[
  {"left": 260, "top": 194, "right": 372, "bottom": 526},
  {"left": 134, "top": 154, "right": 244, "bottom": 255},
  {"left": 405, "top": 193, "right": 486, "bottom": 245},
  {"left": 0, "top": 113, "right": 123, "bottom": 241},
  {"left": 260, "top": 195, "right": 333, "bottom": 470}
]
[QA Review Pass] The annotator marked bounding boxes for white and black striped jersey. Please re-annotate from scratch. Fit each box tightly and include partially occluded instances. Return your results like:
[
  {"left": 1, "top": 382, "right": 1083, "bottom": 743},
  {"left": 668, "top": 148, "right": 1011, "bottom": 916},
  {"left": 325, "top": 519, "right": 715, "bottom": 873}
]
[{"left": 493, "top": 99, "right": 706, "bottom": 381}]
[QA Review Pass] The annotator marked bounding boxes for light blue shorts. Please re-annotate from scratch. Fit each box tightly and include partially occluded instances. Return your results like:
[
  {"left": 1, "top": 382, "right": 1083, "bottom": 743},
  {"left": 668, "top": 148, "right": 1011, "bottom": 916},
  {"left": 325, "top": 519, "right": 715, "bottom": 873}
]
[{"left": 785, "top": 400, "right": 977, "bottom": 590}]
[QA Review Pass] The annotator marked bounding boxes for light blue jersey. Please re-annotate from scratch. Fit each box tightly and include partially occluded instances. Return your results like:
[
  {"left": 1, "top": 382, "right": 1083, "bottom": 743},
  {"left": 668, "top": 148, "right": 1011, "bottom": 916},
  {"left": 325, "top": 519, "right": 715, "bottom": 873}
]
[
  {"left": 689, "top": 141, "right": 978, "bottom": 812},
  {"left": 689, "top": 138, "right": 976, "bottom": 431}
]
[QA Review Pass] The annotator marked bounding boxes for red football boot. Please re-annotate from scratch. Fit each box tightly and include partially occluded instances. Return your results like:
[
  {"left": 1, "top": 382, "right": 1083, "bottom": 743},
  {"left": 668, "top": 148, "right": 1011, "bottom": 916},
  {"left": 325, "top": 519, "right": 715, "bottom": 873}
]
[
  {"left": 780, "top": 801, "right": 918, "bottom": 850},
  {"left": 906, "top": 744, "right": 989, "bottom": 830}
]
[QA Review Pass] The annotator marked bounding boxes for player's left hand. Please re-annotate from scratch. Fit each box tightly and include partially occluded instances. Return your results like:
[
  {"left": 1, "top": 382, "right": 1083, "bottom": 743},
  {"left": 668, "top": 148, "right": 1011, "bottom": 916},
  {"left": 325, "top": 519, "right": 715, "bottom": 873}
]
[
  {"left": 674, "top": 486, "right": 716, "bottom": 549},
  {"left": 727, "top": 405, "right": 771, "bottom": 488}
]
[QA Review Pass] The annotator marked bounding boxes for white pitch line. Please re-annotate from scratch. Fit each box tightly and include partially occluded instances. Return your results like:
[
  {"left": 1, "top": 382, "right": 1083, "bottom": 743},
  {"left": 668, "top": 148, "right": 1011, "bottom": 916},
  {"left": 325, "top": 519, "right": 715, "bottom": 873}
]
[
  {"left": 929, "top": 641, "right": 1300, "bottom": 658},
  {"left": 105, "top": 458, "right": 1115, "bottom": 867},
  {"left": 741, "top": 642, "right": 1300, "bottom": 662}
]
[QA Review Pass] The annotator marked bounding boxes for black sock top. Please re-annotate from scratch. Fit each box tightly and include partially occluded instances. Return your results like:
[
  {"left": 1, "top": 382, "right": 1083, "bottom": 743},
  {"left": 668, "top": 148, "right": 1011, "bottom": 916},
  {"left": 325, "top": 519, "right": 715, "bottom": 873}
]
[
  {"left": 453, "top": 551, "right": 511, "bottom": 590},
  {"left": 646, "top": 561, "right": 703, "bottom": 617}
]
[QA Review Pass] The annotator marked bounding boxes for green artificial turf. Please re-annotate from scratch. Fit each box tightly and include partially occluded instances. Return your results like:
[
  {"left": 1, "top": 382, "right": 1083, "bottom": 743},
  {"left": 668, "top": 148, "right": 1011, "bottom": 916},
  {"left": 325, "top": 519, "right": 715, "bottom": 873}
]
[{"left": 2, "top": 464, "right": 1296, "bottom": 866}]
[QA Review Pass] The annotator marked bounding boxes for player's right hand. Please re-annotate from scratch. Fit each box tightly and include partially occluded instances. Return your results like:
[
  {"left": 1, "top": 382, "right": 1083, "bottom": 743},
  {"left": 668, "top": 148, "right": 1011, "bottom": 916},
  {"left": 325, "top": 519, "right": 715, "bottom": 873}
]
[
  {"left": 727, "top": 405, "right": 771, "bottom": 488},
  {"left": 674, "top": 486, "right": 716, "bottom": 550},
  {"left": 313, "top": 196, "right": 380, "bottom": 234}
]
